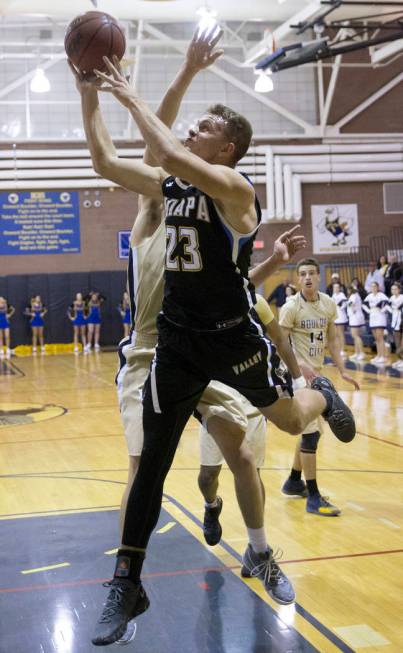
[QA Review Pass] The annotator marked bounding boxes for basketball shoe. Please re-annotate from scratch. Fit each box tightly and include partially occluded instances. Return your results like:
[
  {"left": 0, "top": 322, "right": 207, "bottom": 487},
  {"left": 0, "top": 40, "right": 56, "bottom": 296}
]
[
  {"left": 92, "top": 579, "right": 149, "bottom": 646},
  {"left": 203, "top": 496, "right": 223, "bottom": 545},
  {"left": 241, "top": 545, "right": 295, "bottom": 604},
  {"left": 281, "top": 477, "right": 308, "bottom": 497},
  {"left": 306, "top": 494, "right": 341, "bottom": 516},
  {"left": 311, "top": 376, "right": 355, "bottom": 442}
]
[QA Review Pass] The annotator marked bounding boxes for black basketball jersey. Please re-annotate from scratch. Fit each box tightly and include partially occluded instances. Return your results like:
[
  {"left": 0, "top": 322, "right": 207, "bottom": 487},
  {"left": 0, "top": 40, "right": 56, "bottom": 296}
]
[{"left": 162, "top": 174, "right": 261, "bottom": 330}]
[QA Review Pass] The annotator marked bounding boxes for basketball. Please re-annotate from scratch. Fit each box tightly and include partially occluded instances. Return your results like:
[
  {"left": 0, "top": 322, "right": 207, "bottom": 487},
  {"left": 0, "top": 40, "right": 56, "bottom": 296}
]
[{"left": 65, "top": 11, "right": 126, "bottom": 75}]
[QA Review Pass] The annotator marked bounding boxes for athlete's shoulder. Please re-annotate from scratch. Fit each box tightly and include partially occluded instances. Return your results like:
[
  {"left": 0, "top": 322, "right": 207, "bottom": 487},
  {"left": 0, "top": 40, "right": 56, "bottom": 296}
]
[
  {"left": 279, "top": 294, "right": 299, "bottom": 325},
  {"left": 318, "top": 291, "right": 337, "bottom": 310}
]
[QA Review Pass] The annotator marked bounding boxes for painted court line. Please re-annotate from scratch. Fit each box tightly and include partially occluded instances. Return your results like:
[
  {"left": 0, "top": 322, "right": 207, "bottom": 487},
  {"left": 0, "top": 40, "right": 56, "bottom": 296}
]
[
  {"left": 156, "top": 521, "right": 176, "bottom": 534},
  {"left": 21, "top": 562, "right": 70, "bottom": 575},
  {"left": 358, "top": 430, "right": 403, "bottom": 448},
  {"left": 378, "top": 518, "right": 400, "bottom": 530}
]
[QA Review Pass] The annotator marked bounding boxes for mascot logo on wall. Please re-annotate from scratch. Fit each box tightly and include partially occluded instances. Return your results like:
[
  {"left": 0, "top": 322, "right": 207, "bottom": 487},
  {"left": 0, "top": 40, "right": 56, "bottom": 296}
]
[
  {"left": 0, "top": 403, "right": 66, "bottom": 427},
  {"left": 312, "top": 204, "right": 359, "bottom": 254}
]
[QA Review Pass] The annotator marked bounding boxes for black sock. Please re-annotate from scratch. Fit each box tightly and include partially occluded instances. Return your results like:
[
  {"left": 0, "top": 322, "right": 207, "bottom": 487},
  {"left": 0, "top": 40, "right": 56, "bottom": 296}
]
[
  {"left": 114, "top": 548, "right": 145, "bottom": 584},
  {"left": 290, "top": 468, "right": 302, "bottom": 481},
  {"left": 306, "top": 479, "right": 319, "bottom": 497}
]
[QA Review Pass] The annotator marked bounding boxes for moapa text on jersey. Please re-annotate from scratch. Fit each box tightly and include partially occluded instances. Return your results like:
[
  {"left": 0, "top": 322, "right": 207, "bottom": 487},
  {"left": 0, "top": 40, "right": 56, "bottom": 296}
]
[
  {"left": 164, "top": 196, "right": 210, "bottom": 222},
  {"left": 232, "top": 351, "right": 262, "bottom": 376},
  {"left": 300, "top": 317, "right": 327, "bottom": 329}
]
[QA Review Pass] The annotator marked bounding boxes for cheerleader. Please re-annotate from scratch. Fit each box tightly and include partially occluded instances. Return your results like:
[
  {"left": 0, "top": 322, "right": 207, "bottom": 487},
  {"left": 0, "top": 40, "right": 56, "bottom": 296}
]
[
  {"left": 388, "top": 283, "right": 403, "bottom": 369},
  {"left": 363, "top": 282, "right": 390, "bottom": 365},
  {"left": 119, "top": 291, "right": 131, "bottom": 338},
  {"left": 68, "top": 292, "right": 88, "bottom": 353},
  {"left": 86, "top": 291, "right": 104, "bottom": 352},
  {"left": 346, "top": 285, "right": 366, "bottom": 361},
  {"left": 332, "top": 282, "right": 348, "bottom": 356},
  {"left": 25, "top": 295, "right": 47, "bottom": 353},
  {"left": 0, "top": 297, "right": 14, "bottom": 357}
]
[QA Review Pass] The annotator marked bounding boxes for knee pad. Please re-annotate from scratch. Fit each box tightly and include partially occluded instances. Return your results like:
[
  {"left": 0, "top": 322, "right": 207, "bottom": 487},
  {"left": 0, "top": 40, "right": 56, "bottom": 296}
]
[{"left": 301, "top": 431, "right": 320, "bottom": 454}]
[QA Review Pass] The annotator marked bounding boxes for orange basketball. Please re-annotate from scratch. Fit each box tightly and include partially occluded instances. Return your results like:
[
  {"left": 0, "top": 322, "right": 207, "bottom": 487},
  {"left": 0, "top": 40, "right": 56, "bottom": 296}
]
[{"left": 65, "top": 11, "right": 126, "bottom": 75}]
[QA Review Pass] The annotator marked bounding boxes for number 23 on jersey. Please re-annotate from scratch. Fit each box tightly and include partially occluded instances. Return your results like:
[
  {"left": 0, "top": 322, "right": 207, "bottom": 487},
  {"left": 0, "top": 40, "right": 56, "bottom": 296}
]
[{"left": 166, "top": 225, "right": 203, "bottom": 272}]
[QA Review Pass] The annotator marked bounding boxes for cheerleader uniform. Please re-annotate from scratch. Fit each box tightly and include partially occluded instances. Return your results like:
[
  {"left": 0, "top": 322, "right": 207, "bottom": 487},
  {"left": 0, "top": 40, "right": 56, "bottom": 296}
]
[
  {"left": 389, "top": 295, "right": 403, "bottom": 333},
  {"left": 0, "top": 305, "right": 10, "bottom": 329},
  {"left": 363, "top": 292, "right": 389, "bottom": 329},
  {"left": 122, "top": 305, "right": 131, "bottom": 325},
  {"left": 347, "top": 292, "right": 365, "bottom": 328},
  {"left": 31, "top": 303, "right": 45, "bottom": 327},
  {"left": 333, "top": 291, "right": 348, "bottom": 325},
  {"left": 73, "top": 302, "right": 87, "bottom": 326},
  {"left": 87, "top": 301, "right": 101, "bottom": 325}
]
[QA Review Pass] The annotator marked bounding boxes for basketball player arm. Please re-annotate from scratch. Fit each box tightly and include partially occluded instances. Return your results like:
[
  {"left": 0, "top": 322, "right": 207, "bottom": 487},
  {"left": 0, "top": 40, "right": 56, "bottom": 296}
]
[
  {"left": 249, "top": 226, "right": 307, "bottom": 287},
  {"left": 132, "top": 33, "right": 223, "bottom": 243},
  {"left": 79, "top": 86, "right": 165, "bottom": 199},
  {"left": 327, "top": 322, "right": 360, "bottom": 390},
  {"left": 265, "top": 320, "right": 302, "bottom": 380}
]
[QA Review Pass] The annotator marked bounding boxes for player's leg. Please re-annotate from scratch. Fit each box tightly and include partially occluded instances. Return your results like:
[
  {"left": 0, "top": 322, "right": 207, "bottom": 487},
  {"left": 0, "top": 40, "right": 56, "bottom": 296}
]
[
  {"left": 87, "top": 322, "right": 93, "bottom": 348},
  {"left": 39, "top": 326, "right": 45, "bottom": 352},
  {"left": 92, "top": 326, "right": 208, "bottom": 645},
  {"left": 120, "top": 455, "right": 140, "bottom": 537},
  {"left": 281, "top": 440, "right": 307, "bottom": 497},
  {"left": 0, "top": 329, "right": 4, "bottom": 355}
]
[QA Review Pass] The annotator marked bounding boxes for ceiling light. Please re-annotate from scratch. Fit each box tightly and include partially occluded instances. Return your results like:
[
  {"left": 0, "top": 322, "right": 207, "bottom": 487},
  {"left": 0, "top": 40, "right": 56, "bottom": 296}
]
[
  {"left": 196, "top": 6, "right": 219, "bottom": 38},
  {"left": 30, "top": 67, "right": 50, "bottom": 94},
  {"left": 254, "top": 71, "right": 274, "bottom": 93}
]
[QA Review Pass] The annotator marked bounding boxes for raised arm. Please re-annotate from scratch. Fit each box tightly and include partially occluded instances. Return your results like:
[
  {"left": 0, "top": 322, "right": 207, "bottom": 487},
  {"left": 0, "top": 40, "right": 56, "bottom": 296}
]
[
  {"left": 69, "top": 62, "right": 165, "bottom": 200},
  {"left": 133, "top": 28, "right": 225, "bottom": 243},
  {"left": 249, "top": 226, "right": 307, "bottom": 287}
]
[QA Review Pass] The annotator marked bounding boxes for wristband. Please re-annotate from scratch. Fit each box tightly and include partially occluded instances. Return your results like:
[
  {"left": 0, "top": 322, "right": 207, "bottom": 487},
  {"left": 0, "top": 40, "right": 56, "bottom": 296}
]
[{"left": 293, "top": 376, "right": 307, "bottom": 390}]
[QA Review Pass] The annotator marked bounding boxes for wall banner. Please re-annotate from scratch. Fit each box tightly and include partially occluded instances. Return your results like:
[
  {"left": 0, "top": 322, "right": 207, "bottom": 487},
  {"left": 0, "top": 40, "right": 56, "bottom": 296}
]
[
  {"left": 118, "top": 231, "right": 131, "bottom": 259},
  {"left": 0, "top": 191, "right": 80, "bottom": 255},
  {"left": 311, "top": 204, "right": 359, "bottom": 254}
]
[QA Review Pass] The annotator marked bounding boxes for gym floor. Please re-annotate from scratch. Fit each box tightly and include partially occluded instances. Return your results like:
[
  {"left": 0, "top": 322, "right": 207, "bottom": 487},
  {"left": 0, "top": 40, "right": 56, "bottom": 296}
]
[{"left": 0, "top": 353, "right": 402, "bottom": 653}]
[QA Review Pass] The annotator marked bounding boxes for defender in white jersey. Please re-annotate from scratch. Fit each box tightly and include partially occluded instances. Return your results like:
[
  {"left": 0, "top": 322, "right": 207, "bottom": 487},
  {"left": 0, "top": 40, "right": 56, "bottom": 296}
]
[{"left": 280, "top": 258, "right": 360, "bottom": 517}]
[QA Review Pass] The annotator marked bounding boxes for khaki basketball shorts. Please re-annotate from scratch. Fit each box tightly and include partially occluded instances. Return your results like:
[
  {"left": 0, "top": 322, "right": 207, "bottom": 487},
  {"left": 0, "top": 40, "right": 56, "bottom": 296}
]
[{"left": 117, "top": 339, "right": 267, "bottom": 462}]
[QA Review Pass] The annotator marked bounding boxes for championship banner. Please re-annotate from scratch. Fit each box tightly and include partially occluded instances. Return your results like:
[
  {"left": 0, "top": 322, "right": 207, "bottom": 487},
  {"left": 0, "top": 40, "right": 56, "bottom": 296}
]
[
  {"left": 0, "top": 191, "right": 80, "bottom": 255},
  {"left": 311, "top": 204, "right": 359, "bottom": 254}
]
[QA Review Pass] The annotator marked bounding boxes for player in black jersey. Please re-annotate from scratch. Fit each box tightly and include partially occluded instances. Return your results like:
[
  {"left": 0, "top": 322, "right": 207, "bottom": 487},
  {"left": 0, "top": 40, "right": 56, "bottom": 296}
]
[{"left": 79, "top": 42, "right": 356, "bottom": 645}]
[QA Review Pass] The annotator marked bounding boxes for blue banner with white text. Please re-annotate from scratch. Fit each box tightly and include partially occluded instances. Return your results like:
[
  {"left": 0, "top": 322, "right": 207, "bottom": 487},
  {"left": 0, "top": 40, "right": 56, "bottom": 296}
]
[{"left": 0, "top": 190, "right": 80, "bottom": 255}]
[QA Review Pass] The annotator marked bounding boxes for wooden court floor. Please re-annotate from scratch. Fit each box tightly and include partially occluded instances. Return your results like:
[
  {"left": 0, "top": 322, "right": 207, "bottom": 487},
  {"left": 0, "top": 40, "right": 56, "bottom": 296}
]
[{"left": 0, "top": 352, "right": 402, "bottom": 652}]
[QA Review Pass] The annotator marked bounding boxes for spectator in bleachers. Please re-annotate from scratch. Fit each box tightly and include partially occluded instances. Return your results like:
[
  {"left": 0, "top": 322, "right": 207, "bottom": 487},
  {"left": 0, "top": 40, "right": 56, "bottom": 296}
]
[
  {"left": 326, "top": 272, "right": 346, "bottom": 296},
  {"left": 384, "top": 254, "right": 402, "bottom": 295},
  {"left": 363, "top": 281, "right": 389, "bottom": 365},
  {"left": 377, "top": 255, "right": 388, "bottom": 277},
  {"left": 332, "top": 282, "right": 348, "bottom": 357},
  {"left": 347, "top": 285, "right": 366, "bottom": 362},
  {"left": 364, "top": 261, "right": 385, "bottom": 293},
  {"left": 267, "top": 279, "right": 290, "bottom": 308}
]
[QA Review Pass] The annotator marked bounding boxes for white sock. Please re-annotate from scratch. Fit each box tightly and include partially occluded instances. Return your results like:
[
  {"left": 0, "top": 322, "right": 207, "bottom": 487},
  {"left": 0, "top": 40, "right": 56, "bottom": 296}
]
[
  {"left": 247, "top": 527, "right": 268, "bottom": 554},
  {"left": 205, "top": 498, "right": 219, "bottom": 509}
]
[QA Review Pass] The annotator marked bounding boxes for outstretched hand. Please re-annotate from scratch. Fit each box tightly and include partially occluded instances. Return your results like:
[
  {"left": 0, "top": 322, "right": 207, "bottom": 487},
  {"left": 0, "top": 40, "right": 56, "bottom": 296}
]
[
  {"left": 93, "top": 55, "right": 136, "bottom": 107},
  {"left": 341, "top": 372, "right": 360, "bottom": 390},
  {"left": 68, "top": 59, "right": 103, "bottom": 94},
  {"left": 185, "top": 26, "right": 224, "bottom": 73},
  {"left": 273, "top": 225, "right": 307, "bottom": 263}
]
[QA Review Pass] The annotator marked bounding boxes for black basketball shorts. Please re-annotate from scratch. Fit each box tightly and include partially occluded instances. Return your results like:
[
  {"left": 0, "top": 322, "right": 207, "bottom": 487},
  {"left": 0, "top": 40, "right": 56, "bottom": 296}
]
[{"left": 143, "top": 313, "right": 293, "bottom": 415}]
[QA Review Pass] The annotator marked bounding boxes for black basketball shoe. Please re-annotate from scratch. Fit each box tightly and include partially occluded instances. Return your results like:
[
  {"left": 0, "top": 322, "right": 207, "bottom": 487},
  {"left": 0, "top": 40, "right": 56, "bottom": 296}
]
[
  {"left": 203, "top": 496, "right": 223, "bottom": 546},
  {"left": 92, "top": 579, "right": 149, "bottom": 646},
  {"left": 241, "top": 544, "right": 295, "bottom": 605},
  {"left": 311, "top": 376, "right": 356, "bottom": 442}
]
